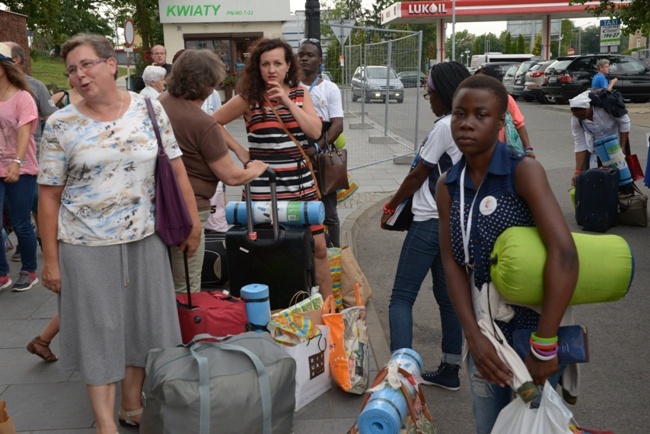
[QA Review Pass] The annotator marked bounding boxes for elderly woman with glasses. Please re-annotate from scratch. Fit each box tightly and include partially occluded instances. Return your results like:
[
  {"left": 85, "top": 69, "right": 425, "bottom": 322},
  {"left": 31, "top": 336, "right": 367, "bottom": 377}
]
[
  {"left": 139, "top": 65, "right": 167, "bottom": 98},
  {"left": 38, "top": 33, "right": 201, "bottom": 433},
  {"left": 212, "top": 37, "right": 333, "bottom": 299}
]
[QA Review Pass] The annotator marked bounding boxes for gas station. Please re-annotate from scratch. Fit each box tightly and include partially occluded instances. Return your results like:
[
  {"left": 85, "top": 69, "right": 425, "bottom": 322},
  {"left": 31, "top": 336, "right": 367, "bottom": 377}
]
[{"left": 380, "top": 0, "right": 630, "bottom": 62}]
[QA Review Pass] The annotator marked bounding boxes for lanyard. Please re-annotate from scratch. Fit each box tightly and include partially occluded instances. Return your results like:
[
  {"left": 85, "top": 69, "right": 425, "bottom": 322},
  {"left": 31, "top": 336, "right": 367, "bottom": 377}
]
[
  {"left": 459, "top": 164, "right": 483, "bottom": 268},
  {"left": 308, "top": 76, "right": 320, "bottom": 92}
]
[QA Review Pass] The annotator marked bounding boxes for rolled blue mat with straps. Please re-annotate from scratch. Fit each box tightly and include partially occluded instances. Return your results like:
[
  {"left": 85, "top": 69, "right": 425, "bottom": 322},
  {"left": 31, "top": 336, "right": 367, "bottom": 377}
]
[
  {"left": 594, "top": 134, "right": 633, "bottom": 186},
  {"left": 358, "top": 387, "right": 407, "bottom": 434},
  {"left": 225, "top": 201, "right": 324, "bottom": 226}
]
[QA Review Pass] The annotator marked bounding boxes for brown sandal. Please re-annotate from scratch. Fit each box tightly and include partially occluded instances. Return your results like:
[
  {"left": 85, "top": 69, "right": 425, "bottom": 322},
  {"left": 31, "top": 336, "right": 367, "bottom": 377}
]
[{"left": 26, "top": 336, "right": 59, "bottom": 363}]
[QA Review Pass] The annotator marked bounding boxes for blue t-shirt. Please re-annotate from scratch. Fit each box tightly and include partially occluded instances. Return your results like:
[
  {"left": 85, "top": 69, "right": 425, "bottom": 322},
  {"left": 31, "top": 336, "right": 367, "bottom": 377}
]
[{"left": 592, "top": 73, "right": 608, "bottom": 89}]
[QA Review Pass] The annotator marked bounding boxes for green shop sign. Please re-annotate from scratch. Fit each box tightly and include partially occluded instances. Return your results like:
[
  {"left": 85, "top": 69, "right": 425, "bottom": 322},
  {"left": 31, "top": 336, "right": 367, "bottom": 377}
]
[
  {"left": 159, "top": 0, "right": 289, "bottom": 23},
  {"left": 165, "top": 4, "right": 257, "bottom": 17}
]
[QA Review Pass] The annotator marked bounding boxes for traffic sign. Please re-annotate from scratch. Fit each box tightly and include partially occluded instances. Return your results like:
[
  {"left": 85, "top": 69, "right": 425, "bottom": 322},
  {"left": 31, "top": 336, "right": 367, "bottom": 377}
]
[
  {"left": 568, "top": 47, "right": 575, "bottom": 55},
  {"left": 328, "top": 19, "right": 356, "bottom": 46},
  {"left": 600, "top": 18, "right": 621, "bottom": 47},
  {"left": 124, "top": 18, "right": 135, "bottom": 48}
]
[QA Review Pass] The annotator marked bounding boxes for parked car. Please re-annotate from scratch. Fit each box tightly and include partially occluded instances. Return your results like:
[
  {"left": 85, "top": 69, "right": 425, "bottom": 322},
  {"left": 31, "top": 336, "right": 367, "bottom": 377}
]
[
  {"left": 397, "top": 71, "right": 425, "bottom": 88},
  {"left": 542, "top": 54, "right": 650, "bottom": 103},
  {"left": 477, "top": 61, "right": 522, "bottom": 81},
  {"left": 502, "top": 65, "right": 519, "bottom": 98},
  {"left": 321, "top": 70, "right": 334, "bottom": 82},
  {"left": 351, "top": 66, "right": 405, "bottom": 103},
  {"left": 523, "top": 60, "right": 557, "bottom": 103},
  {"left": 512, "top": 60, "right": 544, "bottom": 101}
]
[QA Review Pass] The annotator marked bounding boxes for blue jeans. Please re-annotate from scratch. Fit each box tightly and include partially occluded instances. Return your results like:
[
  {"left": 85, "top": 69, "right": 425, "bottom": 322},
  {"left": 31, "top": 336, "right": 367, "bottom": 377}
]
[
  {"left": 0, "top": 175, "right": 37, "bottom": 274},
  {"left": 389, "top": 219, "right": 462, "bottom": 364},
  {"left": 468, "top": 356, "right": 565, "bottom": 434}
]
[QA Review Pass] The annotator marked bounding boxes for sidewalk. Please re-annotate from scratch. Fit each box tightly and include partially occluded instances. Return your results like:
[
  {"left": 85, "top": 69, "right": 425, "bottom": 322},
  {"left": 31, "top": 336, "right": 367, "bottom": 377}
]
[{"left": 0, "top": 85, "right": 407, "bottom": 432}]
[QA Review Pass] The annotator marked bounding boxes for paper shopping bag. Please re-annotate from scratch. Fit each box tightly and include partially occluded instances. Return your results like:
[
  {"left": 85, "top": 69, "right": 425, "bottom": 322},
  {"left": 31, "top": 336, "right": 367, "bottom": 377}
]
[
  {"left": 341, "top": 246, "right": 373, "bottom": 308},
  {"left": 0, "top": 402, "right": 16, "bottom": 434},
  {"left": 282, "top": 325, "right": 331, "bottom": 411}
]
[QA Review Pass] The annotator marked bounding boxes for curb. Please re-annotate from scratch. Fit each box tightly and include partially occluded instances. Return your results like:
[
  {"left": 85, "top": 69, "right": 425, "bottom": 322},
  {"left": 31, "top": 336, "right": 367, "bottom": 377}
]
[{"left": 340, "top": 192, "right": 393, "bottom": 371}]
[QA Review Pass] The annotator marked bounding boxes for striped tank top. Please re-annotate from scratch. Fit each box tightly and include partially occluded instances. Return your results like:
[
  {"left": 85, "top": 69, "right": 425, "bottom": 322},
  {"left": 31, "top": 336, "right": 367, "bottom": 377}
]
[{"left": 246, "top": 87, "right": 318, "bottom": 202}]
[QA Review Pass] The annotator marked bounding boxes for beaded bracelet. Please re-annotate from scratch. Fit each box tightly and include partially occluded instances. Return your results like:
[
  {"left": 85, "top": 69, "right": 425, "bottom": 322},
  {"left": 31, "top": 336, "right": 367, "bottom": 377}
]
[{"left": 383, "top": 202, "right": 396, "bottom": 215}]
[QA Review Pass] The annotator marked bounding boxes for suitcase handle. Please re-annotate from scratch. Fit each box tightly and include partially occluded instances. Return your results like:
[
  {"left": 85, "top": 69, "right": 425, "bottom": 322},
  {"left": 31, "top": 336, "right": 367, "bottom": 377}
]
[{"left": 245, "top": 168, "right": 280, "bottom": 241}]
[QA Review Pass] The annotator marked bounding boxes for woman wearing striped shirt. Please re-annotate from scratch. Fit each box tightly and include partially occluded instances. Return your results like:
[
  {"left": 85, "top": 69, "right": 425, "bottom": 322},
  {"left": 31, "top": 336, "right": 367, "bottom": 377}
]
[{"left": 213, "top": 38, "right": 332, "bottom": 299}]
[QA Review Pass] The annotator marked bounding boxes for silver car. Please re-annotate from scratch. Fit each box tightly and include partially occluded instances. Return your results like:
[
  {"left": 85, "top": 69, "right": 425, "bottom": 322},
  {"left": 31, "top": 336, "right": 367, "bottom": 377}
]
[
  {"left": 351, "top": 66, "right": 405, "bottom": 103},
  {"left": 502, "top": 65, "right": 518, "bottom": 99}
]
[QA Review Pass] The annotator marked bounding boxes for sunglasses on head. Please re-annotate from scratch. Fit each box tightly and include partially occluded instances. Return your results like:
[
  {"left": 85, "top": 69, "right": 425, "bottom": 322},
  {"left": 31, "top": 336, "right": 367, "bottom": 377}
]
[{"left": 299, "top": 38, "right": 320, "bottom": 46}]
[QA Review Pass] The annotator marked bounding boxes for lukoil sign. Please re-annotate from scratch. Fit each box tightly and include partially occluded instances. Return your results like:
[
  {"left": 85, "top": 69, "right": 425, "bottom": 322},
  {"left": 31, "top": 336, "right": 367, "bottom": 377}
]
[{"left": 407, "top": 2, "right": 447, "bottom": 15}]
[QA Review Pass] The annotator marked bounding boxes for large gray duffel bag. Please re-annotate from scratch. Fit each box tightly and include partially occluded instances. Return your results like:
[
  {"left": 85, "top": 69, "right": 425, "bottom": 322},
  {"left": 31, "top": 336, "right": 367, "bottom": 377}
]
[{"left": 140, "top": 332, "right": 296, "bottom": 434}]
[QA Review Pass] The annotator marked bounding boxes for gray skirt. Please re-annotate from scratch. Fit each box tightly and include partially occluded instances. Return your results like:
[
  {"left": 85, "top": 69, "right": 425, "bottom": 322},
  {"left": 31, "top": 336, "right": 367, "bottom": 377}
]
[{"left": 58, "top": 234, "right": 181, "bottom": 385}]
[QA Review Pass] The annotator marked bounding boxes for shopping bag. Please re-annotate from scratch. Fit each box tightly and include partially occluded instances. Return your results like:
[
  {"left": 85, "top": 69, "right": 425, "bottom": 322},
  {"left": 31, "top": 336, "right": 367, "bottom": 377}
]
[
  {"left": 0, "top": 402, "right": 16, "bottom": 434},
  {"left": 337, "top": 174, "right": 358, "bottom": 203},
  {"left": 328, "top": 247, "right": 343, "bottom": 310},
  {"left": 281, "top": 325, "right": 332, "bottom": 411},
  {"left": 491, "top": 381, "right": 573, "bottom": 434},
  {"left": 272, "top": 291, "right": 324, "bottom": 326},
  {"left": 625, "top": 154, "right": 644, "bottom": 181},
  {"left": 267, "top": 310, "right": 320, "bottom": 346},
  {"left": 323, "top": 288, "right": 369, "bottom": 394},
  {"left": 341, "top": 246, "right": 373, "bottom": 308}
]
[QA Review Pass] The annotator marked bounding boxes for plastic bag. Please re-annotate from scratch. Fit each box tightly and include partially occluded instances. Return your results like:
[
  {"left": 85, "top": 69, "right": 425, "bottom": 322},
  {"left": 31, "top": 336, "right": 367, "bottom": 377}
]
[
  {"left": 491, "top": 381, "right": 573, "bottom": 434},
  {"left": 328, "top": 247, "right": 343, "bottom": 310}
]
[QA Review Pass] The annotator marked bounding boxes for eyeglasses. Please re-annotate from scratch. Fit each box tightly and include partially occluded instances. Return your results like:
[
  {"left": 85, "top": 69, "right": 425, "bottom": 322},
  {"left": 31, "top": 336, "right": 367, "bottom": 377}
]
[
  {"left": 64, "top": 58, "right": 108, "bottom": 78},
  {"left": 423, "top": 93, "right": 431, "bottom": 100},
  {"left": 299, "top": 38, "right": 320, "bottom": 46}
]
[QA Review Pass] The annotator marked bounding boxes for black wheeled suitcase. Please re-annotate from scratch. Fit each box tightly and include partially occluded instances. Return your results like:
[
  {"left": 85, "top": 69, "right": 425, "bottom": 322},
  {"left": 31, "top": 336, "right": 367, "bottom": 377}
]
[
  {"left": 575, "top": 168, "right": 619, "bottom": 232},
  {"left": 226, "top": 169, "right": 316, "bottom": 310},
  {"left": 201, "top": 230, "right": 229, "bottom": 288}
]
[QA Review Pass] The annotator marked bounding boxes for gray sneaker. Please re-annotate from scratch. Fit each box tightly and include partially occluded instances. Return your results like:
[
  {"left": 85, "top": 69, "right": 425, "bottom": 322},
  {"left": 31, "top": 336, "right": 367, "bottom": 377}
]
[{"left": 11, "top": 271, "right": 38, "bottom": 292}]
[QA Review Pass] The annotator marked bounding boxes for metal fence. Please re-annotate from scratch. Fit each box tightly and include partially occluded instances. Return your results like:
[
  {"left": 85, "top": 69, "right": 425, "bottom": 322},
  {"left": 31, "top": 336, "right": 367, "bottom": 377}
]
[
  {"left": 632, "top": 48, "right": 650, "bottom": 68},
  {"left": 329, "top": 25, "right": 423, "bottom": 170}
]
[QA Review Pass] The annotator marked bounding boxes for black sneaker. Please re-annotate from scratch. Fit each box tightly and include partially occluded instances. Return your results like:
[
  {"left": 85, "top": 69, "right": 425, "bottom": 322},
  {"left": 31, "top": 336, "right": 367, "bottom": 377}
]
[{"left": 420, "top": 362, "right": 460, "bottom": 391}]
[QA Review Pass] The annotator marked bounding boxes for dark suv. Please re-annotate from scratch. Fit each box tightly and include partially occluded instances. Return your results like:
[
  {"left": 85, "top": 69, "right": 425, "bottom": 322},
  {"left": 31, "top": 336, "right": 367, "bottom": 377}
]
[{"left": 542, "top": 54, "right": 650, "bottom": 103}]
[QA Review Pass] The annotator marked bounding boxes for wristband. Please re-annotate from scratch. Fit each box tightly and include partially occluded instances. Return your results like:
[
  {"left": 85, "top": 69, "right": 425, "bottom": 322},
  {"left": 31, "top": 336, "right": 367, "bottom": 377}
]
[
  {"left": 383, "top": 202, "right": 396, "bottom": 215},
  {"left": 525, "top": 147, "right": 534, "bottom": 153},
  {"left": 530, "top": 332, "right": 558, "bottom": 344},
  {"left": 574, "top": 169, "right": 582, "bottom": 176},
  {"left": 12, "top": 158, "right": 23, "bottom": 166}
]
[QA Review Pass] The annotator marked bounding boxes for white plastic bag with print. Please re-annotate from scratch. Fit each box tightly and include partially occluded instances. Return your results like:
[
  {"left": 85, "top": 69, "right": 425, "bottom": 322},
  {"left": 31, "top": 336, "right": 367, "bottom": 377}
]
[{"left": 491, "top": 381, "right": 573, "bottom": 434}]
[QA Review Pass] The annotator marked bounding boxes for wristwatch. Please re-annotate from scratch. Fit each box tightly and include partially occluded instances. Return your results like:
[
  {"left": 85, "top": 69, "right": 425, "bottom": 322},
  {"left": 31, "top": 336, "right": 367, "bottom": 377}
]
[{"left": 12, "top": 158, "right": 23, "bottom": 166}]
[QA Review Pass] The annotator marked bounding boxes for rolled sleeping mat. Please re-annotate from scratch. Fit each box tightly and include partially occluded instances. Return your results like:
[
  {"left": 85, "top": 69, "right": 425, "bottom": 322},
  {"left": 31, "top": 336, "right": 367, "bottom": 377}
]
[
  {"left": 225, "top": 200, "right": 324, "bottom": 226},
  {"left": 594, "top": 134, "right": 633, "bottom": 186},
  {"left": 241, "top": 283, "right": 271, "bottom": 332},
  {"left": 490, "top": 226, "right": 634, "bottom": 305},
  {"left": 388, "top": 348, "right": 424, "bottom": 399},
  {"left": 357, "top": 387, "right": 407, "bottom": 434},
  {"left": 334, "top": 132, "right": 347, "bottom": 150}
]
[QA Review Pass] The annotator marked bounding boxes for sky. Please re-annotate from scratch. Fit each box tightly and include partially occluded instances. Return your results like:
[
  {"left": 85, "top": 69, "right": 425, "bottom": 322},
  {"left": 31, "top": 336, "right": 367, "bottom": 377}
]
[{"left": 288, "top": 1, "right": 601, "bottom": 35}]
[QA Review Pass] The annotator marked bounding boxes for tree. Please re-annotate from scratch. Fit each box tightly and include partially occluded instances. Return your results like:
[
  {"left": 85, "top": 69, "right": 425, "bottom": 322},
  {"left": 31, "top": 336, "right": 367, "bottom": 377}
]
[
  {"left": 516, "top": 34, "right": 526, "bottom": 53},
  {"left": 581, "top": 25, "right": 602, "bottom": 54},
  {"left": 532, "top": 33, "right": 543, "bottom": 56},
  {"left": 503, "top": 32, "right": 512, "bottom": 54},
  {"left": 3, "top": 0, "right": 113, "bottom": 50},
  {"left": 570, "top": 0, "right": 650, "bottom": 35}
]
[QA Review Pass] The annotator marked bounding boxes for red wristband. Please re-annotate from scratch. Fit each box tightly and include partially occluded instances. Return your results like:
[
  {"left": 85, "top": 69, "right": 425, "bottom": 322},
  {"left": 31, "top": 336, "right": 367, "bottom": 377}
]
[{"left": 383, "top": 202, "right": 396, "bottom": 215}]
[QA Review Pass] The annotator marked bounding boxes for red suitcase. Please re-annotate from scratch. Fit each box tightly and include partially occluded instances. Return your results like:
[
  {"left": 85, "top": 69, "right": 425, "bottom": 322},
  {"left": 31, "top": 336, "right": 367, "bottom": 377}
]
[{"left": 176, "top": 254, "right": 248, "bottom": 344}]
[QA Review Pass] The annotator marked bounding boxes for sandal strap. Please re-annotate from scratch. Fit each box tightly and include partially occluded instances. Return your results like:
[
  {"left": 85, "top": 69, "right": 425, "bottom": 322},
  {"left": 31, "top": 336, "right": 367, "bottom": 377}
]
[
  {"left": 35, "top": 336, "right": 52, "bottom": 346},
  {"left": 123, "top": 408, "right": 143, "bottom": 418}
]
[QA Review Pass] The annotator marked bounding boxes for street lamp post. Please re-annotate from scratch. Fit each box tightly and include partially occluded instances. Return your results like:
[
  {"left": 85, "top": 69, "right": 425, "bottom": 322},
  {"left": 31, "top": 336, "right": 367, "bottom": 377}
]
[{"left": 465, "top": 49, "right": 470, "bottom": 67}]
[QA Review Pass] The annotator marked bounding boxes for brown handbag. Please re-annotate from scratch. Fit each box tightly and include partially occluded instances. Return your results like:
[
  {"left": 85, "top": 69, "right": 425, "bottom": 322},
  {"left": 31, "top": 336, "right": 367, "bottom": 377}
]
[
  {"left": 618, "top": 182, "right": 648, "bottom": 227},
  {"left": 263, "top": 95, "right": 321, "bottom": 199},
  {"left": 316, "top": 133, "right": 349, "bottom": 195}
]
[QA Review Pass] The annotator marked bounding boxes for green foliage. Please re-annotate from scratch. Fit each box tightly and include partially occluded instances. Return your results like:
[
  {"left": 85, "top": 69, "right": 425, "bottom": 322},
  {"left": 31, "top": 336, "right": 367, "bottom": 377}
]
[
  {"left": 516, "top": 35, "right": 526, "bottom": 53},
  {"left": 532, "top": 33, "right": 543, "bottom": 56},
  {"left": 29, "top": 55, "right": 128, "bottom": 92},
  {"left": 503, "top": 32, "right": 512, "bottom": 54},
  {"left": 570, "top": 0, "right": 650, "bottom": 35}
]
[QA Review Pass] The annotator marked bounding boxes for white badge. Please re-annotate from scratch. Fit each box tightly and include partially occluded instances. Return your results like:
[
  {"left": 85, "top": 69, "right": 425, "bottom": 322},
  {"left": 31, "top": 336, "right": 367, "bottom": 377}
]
[{"left": 479, "top": 196, "right": 497, "bottom": 216}]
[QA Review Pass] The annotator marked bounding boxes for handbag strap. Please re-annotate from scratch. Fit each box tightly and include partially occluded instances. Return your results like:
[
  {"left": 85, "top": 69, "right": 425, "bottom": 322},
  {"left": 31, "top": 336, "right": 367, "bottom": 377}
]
[
  {"left": 262, "top": 95, "right": 321, "bottom": 199},
  {"left": 146, "top": 97, "right": 193, "bottom": 304},
  {"left": 144, "top": 97, "right": 163, "bottom": 150}
]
